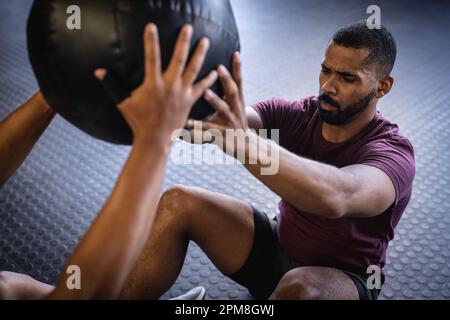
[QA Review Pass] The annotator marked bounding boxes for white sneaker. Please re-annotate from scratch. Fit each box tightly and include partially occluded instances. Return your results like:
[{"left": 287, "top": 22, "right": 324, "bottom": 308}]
[{"left": 170, "top": 286, "right": 206, "bottom": 300}]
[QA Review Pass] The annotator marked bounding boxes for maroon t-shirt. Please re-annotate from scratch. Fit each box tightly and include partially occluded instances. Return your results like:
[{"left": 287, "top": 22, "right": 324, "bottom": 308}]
[{"left": 252, "top": 96, "right": 415, "bottom": 279}]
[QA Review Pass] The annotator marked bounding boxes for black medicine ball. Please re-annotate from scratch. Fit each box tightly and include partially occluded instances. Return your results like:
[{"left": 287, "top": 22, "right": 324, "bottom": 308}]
[{"left": 27, "top": 0, "right": 240, "bottom": 144}]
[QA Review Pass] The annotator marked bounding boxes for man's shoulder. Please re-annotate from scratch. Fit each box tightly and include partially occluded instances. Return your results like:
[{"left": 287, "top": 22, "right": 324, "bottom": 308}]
[
  {"left": 370, "top": 112, "right": 414, "bottom": 155},
  {"left": 253, "top": 95, "right": 318, "bottom": 110},
  {"left": 356, "top": 112, "right": 416, "bottom": 185},
  {"left": 278, "top": 95, "right": 318, "bottom": 110},
  {"left": 251, "top": 95, "right": 318, "bottom": 127}
]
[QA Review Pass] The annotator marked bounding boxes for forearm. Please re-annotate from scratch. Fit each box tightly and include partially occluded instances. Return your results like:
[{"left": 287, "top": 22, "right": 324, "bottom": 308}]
[
  {"left": 0, "top": 92, "right": 55, "bottom": 186},
  {"left": 242, "top": 131, "right": 352, "bottom": 218},
  {"left": 48, "top": 138, "right": 170, "bottom": 299}
]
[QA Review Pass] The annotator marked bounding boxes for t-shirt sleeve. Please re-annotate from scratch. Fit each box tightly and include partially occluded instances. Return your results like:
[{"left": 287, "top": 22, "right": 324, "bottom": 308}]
[
  {"left": 357, "top": 135, "right": 416, "bottom": 207},
  {"left": 251, "top": 97, "right": 295, "bottom": 130},
  {"left": 251, "top": 97, "right": 314, "bottom": 147}
]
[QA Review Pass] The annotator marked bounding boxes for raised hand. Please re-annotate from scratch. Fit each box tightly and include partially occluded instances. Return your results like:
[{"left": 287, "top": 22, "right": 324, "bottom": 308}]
[{"left": 96, "top": 23, "right": 218, "bottom": 146}]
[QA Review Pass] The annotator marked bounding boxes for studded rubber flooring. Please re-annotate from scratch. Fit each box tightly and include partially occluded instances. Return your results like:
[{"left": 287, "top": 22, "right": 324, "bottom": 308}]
[{"left": 1, "top": 0, "right": 449, "bottom": 300}]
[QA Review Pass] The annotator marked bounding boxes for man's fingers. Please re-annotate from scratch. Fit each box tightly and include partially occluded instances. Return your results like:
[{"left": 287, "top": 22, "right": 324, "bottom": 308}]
[
  {"left": 181, "top": 127, "right": 219, "bottom": 145},
  {"left": 217, "top": 65, "right": 241, "bottom": 112},
  {"left": 185, "top": 119, "right": 200, "bottom": 130},
  {"left": 185, "top": 119, "right": 228, "bottom": 133},
  {"left": 192, "top": 70, "right": 218, "bottom": 100},
  {"left": 94, "top": 68, "right": 131, "bottom": 104},
  {"left": 167, "top": 24, "right": 193, "bottom": 78},
  {"left": 183, "top": 37, "right": 210, "bottom": 86},
  {"left": 188, "top": 129, "right": 214, "bottom": 144},
  {"left": 232, "top": 52, "right": 245, "bottom": 103},
  {"left": 144, "top": 23, "right": 162, "bottom": 83},
  {"left": 199, "top": 121, "right": 228, "bottom": 132},
  {"left": 203, "top": 88, "right": 233, "bottom": 120}
]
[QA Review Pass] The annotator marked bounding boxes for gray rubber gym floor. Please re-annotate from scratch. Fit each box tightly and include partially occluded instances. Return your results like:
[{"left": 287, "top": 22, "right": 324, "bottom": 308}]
[{"left": 1, "top": 0, "right": 449, "bottom": 300}]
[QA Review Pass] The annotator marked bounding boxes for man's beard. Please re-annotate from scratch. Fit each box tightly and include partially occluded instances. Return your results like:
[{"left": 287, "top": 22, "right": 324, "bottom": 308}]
[{"left": 317, "top": 89, "right": 376, "bottom": 125}]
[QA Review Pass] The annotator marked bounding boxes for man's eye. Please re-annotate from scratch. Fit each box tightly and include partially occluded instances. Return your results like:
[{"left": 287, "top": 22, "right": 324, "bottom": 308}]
[
  {"left": 343, "top": 77, "right": 355, "bottom": 82},
  {"left": 321, "top": 69, "right": 330, "bottom": 74}
]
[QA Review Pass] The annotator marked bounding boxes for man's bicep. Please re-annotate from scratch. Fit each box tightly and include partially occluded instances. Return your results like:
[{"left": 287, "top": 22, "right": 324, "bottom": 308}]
[
  {"left": 341, "top": 164, "right": 396, "bottom": 218},
  {"left": 246, "top": 106, "right": 264, "bottom": 130}
]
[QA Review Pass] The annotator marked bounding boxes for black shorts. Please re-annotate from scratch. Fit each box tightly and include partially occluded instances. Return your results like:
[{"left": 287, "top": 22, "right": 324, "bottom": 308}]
[{"left": 229, "top": 207, "right": 380, "bottom": 300}]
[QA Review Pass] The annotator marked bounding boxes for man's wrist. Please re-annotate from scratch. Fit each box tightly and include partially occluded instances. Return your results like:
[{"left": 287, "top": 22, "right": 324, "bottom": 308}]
[
  {"left": 132, "top": 131, "right": 172, "bottom": 154},
  {"left": 35, "top": 92, "right": 55, "bottom": 114},
  {"left": 232, "top": 128, "right": 260, "bottom": 163},
  {"left": 238, "top": 129, "right": 280, "bottom": 176}
]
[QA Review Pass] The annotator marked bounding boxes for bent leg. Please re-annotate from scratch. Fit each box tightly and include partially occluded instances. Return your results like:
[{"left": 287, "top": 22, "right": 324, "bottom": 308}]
[
  {"left": 120, "top": 185, "right": 255, "bottom": 299},
  {"left": 269, "top": 266, "right": 359, "bottom": 300}
]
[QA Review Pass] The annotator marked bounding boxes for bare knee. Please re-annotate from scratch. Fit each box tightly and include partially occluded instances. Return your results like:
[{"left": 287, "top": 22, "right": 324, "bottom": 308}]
[
  {"left": 270, "top": 269, "right": 321, "bottom": 300},
  {"left": 157, "top": 185, "right": 205, "bottom": 228},
  {"left": 160, "top": 185, "right": 196, "bottom": 213}
]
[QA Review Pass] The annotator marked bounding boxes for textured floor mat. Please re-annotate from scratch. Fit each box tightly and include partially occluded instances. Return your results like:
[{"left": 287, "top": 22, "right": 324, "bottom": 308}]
[{"left": 0, "top": 0, "right": 449, "bottom": 300}]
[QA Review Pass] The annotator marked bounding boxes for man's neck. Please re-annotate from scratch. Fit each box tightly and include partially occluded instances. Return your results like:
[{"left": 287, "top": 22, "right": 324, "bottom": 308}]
[{"left": 321, "top": 107, "right": 377, "bottom": 143}]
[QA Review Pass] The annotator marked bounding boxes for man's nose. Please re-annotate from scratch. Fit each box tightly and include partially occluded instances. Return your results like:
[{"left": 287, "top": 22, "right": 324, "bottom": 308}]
[{"left": 321, "top": 77, "right": 337, "bottom": 96}]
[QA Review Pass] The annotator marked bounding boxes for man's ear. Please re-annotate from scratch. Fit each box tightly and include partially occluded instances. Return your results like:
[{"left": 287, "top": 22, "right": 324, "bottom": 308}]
[{"left": 376, "top": 75, "right": 394, "bottom": 98}]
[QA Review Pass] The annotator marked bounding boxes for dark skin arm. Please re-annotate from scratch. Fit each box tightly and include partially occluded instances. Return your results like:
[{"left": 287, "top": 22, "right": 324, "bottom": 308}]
[
  {"left": 189, "top": 53, "right": 395, "bottom": 219},
  {"left": 47, "top": 23, "right": 217, "bottom": 299},
  {"left": 0, "top": 92, "right": 55, "bottom": 187}
]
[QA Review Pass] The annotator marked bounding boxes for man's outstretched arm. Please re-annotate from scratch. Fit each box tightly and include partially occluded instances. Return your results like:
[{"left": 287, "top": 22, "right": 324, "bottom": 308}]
[
  {"left": 46, "top": 23, "right": 217, "bottom": 299},
  {"left": 0, "top": 92, "right": 55, "bottom": 186},
  {"left": 191, "top": 53, "right": 396, "bottom": 220},
  {"left": 48, "top": 136, "right": 170, "bottom": 299}
]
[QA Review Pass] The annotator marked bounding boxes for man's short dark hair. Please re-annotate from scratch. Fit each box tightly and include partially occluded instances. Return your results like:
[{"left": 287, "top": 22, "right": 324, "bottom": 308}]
[{"left": 332, "top": 21, "right": 397, "bottom": 76}]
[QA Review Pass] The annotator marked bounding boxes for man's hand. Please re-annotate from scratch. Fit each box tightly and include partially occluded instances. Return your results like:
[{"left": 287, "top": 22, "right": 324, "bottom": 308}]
[
  {"left": 187, "top": 52, "right": 248, "bottom": 131},
  {"left": 95, "top": 23, "right": 218, "bottom": 146},
  {"left": 46, "top": 24, "right": 220, "bottom": 299}
]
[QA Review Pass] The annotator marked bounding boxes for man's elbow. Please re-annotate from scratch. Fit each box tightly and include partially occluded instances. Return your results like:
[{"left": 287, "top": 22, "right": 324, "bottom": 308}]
[
  {"left": 322, "top": 193, "right": 348, "bottom": 219},
  {"left": 290, "top": 197, "right": 346, "bottom": 220},
  {"left": 329, "top": 206, "right": 347, "bottom": 219}
]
